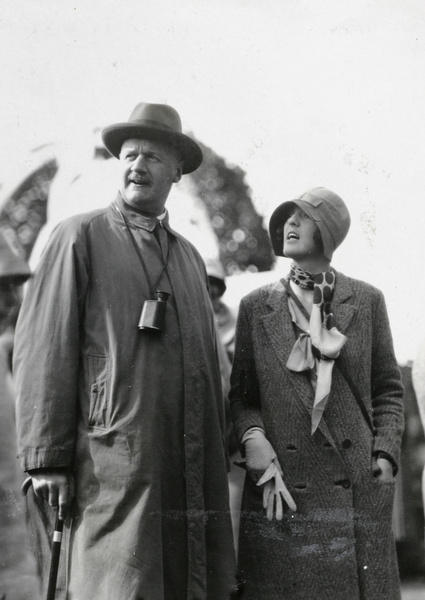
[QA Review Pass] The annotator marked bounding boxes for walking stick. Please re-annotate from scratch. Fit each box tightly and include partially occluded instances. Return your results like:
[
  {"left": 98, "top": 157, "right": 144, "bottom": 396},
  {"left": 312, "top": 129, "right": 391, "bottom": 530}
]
[
  {"left": 21, "top": 477, "right": 65, "bottom": 600},
  {"left": 45, "top": 510, "right": 64, "bottom": 600}
]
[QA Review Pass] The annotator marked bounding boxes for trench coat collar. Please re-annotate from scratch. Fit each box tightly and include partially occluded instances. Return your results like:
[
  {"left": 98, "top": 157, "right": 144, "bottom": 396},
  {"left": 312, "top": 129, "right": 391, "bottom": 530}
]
[
  {"left": 112, "top": 193, "right": 169, "bottom": 231},
  {"left": 261, "top": 271, "right": 356, "bottom": 444},
  {"left": 111, "top": 193, "right": 182, "bottom": 238}
]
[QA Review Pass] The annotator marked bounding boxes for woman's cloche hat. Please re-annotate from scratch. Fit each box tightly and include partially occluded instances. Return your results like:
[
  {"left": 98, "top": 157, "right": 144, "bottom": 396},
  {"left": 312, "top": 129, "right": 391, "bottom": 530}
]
[
  {"left": 102, "top": 102, "right": 203, "bottom": 174},
  {"left": 269, "top": 187, "right": 351, "bottom": 261}
]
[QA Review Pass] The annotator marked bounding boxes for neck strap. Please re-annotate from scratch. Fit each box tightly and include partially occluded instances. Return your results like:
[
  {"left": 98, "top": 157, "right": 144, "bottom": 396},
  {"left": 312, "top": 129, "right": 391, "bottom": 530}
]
[{"left": 116, "top": 205, "right": 170, "bottom": 297}]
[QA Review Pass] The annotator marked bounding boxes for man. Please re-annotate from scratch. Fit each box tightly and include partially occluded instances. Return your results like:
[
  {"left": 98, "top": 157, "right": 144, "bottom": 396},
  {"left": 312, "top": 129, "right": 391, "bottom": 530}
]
[
  {"left": 14, "top": 102, "right": 236, "bottom": 600},
  {"left": 0, "top": 228, "right": 38, "bottom": 599},
  {"left": 205, "top": 257, "right": 236, "bottom": 363},
  {"left": 0, "top": 227, "right": 31, "bottom": 335}
]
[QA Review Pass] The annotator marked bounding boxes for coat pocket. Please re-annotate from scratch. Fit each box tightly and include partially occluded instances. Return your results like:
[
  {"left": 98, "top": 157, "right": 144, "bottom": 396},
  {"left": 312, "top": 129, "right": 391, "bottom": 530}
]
[{"left": 87, "top": 355, "right": 110, "bottom": 428}]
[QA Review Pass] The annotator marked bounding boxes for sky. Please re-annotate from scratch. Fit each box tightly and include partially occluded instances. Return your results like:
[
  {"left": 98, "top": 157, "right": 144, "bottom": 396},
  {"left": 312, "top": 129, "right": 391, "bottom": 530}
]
[{"left": 1, "top": 0, "right": 425, "bottom": 362}]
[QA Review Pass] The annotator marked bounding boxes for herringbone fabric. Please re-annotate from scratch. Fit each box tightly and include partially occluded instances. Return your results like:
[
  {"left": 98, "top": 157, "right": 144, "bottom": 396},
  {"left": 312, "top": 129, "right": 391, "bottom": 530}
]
[{"left": 230, "top": 272, "right": 404, "bottom": 600}]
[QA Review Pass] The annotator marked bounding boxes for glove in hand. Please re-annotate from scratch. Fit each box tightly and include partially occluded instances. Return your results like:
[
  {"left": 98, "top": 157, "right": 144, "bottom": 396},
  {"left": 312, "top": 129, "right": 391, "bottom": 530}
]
[
  {"left": 243, "top": 428, "right": 276, "bottom": 482},
  {"left": 257, "top": 461, "right": 297, "bottom": 519}
]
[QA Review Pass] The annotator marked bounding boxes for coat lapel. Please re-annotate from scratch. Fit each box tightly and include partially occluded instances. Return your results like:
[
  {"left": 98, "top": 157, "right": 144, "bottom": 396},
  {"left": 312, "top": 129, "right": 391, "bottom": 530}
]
[
  {"left": 261, "top": 280, "right": 297, "bottom": 372},
  {"left": 332, "top": 271, "right": 357, "bottom": 334},
  {"left": 260, "top": 280, "right": 321, "bottom": 430}
]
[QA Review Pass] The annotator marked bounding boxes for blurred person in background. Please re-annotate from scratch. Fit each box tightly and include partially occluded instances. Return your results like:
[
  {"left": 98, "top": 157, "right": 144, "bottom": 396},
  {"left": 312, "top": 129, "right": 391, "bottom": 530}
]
[
  {"left": 0, "top": 227, "right": 31, "bottom": 337},
  {"left": 412, "top": 339, "right": 425, "bottom": 517},
  {"left": 205, "top": 258, "right": 243, "bottom": 547},
  {"left": 206, "top": 257, "right": 237, "bottom": 363},
  {"left": 205, "top": 257, "right": 238, "bottom": 452},
  {"left": 230, "top": 187, "right": 404, "bottom": 599},
  {"left": 0, "top": 227, "right": 35, "bottom": 598},
  {"left": 14, "top": 102, "right": 235, "bottom": 600}
]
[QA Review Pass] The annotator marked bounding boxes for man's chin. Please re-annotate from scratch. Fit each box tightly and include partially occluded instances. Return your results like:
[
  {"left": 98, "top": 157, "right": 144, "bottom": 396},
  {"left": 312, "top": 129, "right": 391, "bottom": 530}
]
[{"left": 123, "top": 193, "right": 151, "bottom": 209}]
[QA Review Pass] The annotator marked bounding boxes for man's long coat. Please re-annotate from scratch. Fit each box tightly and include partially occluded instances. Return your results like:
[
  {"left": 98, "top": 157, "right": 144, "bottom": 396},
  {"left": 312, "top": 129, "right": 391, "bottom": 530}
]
[
  {"left": 14, "top": 203, "right": 236, "bottom": 600},
  {"left": 230, "top": 273, "right": 404, "bottom": 600}
]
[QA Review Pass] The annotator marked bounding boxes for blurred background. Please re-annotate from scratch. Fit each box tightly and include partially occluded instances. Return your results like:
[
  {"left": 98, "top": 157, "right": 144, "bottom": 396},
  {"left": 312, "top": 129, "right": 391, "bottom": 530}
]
[{"left": 1, "top": 1, "right": 425, "bottom": 598}]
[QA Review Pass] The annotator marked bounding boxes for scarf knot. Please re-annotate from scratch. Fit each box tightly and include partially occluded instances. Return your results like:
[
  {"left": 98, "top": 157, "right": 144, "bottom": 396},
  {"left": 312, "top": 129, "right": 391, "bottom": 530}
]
[{"left": 286, "top": 264, "right": 347, "bottom": 434}]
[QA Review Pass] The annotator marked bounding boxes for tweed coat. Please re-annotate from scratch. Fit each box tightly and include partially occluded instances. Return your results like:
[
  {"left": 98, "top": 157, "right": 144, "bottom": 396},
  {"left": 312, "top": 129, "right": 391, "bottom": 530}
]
[
  {"left": 230, "top": 272, "right": 404, "bottom": 600},
  {"left": 14, "top": 203, "right": 236, "bottom": 600}
]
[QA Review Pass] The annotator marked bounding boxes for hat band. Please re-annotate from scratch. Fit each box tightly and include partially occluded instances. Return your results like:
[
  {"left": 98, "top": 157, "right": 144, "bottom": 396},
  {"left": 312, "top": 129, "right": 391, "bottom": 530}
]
[{"left": 130, "top": 119, "right": 177, "bottom": 132}]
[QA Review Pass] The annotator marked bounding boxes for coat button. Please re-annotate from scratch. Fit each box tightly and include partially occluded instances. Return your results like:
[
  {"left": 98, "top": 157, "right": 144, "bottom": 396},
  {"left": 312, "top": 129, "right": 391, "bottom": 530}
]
[
  {"left": 334, "top": 479, "right": 351, "bottom": 489},
  {"left": 342, "top": 439, "right": 352, "bottom": 449}
]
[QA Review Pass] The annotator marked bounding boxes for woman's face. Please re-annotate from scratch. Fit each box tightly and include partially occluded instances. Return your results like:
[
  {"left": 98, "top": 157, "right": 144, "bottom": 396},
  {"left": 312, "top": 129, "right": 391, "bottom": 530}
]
[{"left": 283, "top": 207, "right": 324, "bottom": 262}]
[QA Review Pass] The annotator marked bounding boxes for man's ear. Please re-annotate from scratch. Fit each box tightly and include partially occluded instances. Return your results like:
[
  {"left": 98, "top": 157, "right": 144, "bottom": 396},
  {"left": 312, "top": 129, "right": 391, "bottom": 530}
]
[{"left": 173, "top": 161, "right": 184, "bottom": 183}]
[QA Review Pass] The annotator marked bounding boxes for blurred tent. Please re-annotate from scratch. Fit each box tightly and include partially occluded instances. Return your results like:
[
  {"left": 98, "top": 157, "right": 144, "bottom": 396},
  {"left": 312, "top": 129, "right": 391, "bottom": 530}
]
[{"left": 0, "top": 130, "right": 274, "bottom": 275}]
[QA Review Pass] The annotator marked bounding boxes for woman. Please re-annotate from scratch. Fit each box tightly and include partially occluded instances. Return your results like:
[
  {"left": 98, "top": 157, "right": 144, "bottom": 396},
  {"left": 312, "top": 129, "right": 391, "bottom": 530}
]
[{"left": 230, "top": 187, "right": 404, "bottom": 599}]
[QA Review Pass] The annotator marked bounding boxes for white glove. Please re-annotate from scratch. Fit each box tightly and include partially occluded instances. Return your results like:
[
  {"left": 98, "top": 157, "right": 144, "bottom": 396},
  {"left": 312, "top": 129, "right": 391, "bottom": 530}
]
[
  {"left": 243, "top": 428, "right": 276, "bottom": 481},
  {"left": 257, "top": 461, "right": 297, "bottom": 520}
]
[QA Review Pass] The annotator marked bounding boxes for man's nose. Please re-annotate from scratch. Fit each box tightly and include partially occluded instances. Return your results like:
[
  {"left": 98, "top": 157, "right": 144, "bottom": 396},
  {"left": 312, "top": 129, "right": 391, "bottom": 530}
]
[{"left": 131, "top": 155, "right": 147, "bottom": 170}]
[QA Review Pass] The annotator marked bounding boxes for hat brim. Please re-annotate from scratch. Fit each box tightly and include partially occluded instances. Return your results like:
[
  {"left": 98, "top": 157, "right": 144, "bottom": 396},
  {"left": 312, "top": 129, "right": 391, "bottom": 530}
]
[
  {"left": 269, "top": 200, "right": 320, "bottom": 257},
  {"left": 101, "top": 123, "right": 203, "bottom": 174}
]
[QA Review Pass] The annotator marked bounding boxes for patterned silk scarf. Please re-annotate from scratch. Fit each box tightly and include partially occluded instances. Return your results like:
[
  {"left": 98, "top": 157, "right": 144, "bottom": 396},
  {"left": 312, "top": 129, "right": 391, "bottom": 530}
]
[{"left": 286, "top": 264, "right": 347, "bottom": 433}]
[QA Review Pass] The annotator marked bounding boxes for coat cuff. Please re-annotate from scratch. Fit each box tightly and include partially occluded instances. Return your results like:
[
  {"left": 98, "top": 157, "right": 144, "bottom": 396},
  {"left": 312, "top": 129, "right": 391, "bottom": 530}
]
[
  {"left": 19, "top": 446, "right": 74, "bottom": 472},
  {"left": 372, "top": 437, "right": 400, "bottom": 475}
]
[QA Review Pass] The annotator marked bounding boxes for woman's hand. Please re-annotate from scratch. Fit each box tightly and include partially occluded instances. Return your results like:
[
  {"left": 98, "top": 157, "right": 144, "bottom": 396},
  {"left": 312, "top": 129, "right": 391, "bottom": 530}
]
[
  {"left": 376, "top": 458, "right": 394, "bottom": 481},
  {"left": 374, "top": 456, "right": 394, "bottom": 482},
  {"left": 243, "top": 428, "right": 276, "bottom": 483}
]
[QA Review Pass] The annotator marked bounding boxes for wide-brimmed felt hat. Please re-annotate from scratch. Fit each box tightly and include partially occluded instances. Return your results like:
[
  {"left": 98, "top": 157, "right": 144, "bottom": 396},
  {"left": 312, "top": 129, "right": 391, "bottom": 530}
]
[
  {"left": 102, "top": 102, "right": 203, "bottom": 174},
  {"left": 269, "top": 187, "right": 351, "bottom": 260}
]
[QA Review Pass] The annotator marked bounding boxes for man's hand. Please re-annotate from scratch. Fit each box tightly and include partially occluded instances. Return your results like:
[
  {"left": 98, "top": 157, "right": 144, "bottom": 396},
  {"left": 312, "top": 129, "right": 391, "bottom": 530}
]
[{"left": 31, "top": 471, "right": 75, "bottom": 520}]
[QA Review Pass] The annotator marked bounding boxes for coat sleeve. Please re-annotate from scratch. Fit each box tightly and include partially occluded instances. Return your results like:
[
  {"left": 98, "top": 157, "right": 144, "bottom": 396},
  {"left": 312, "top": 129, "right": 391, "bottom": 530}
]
[
  {"left": 14, "top": 218, "right": 90, "bottom": 471},
  {"left": 229, "top": 297, "right": 265, "bottom": 446},
  {"left": 370, "top": 289, "right": 404, "bottom": 471}
]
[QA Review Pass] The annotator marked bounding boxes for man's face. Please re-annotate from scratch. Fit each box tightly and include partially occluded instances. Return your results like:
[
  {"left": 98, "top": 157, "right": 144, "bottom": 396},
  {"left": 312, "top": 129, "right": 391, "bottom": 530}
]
[
  {"left": 119, "top": 138, "right": 183, "bottom": 215},
  {"left": 208, "top": 278, "right": 223, "bottom": 313}
]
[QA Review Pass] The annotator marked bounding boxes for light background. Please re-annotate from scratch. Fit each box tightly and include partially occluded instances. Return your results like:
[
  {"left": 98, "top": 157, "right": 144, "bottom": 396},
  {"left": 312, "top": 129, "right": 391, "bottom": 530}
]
[{"left": 1, "top": 0, "right": 425, "bottom": 363}]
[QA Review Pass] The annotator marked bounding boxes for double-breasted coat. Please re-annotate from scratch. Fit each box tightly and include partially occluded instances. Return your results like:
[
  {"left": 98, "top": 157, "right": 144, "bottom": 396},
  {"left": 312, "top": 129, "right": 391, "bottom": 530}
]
[
  {"left": 14, "top": 202, "right": 236, "bottom": 600},
  {"left": 230, "top": 273, "right": 404, "bottom": 600}
]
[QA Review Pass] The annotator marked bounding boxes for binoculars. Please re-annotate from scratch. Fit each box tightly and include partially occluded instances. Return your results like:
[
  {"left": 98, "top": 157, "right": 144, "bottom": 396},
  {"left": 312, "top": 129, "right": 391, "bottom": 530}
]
[{"left": 138, "top": 290, "right": 170, "bottom": 332}]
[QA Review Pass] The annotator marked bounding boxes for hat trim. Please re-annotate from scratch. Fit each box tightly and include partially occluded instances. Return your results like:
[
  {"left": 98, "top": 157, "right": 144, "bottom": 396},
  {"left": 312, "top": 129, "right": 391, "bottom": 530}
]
[{"left": 129, "top": 118, "right": 175, "bottom": 131}]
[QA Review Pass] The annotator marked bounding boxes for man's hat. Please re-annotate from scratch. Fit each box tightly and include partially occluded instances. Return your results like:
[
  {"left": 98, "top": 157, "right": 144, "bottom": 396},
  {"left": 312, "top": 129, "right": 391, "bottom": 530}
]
[
  {"left": 0, "top": 228, "right": 31, "bottom": 283},
  {"left": 269, "top": 187, "right": 351, "bottom": 261},
  {"left": 102, "top": 102, "right": 203, "bottom": 174}
]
